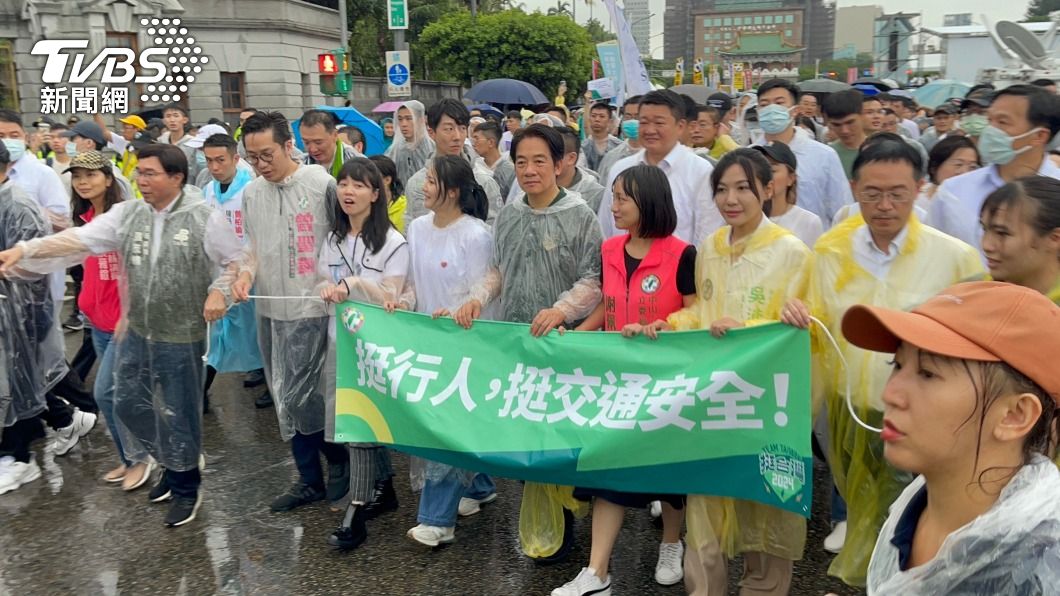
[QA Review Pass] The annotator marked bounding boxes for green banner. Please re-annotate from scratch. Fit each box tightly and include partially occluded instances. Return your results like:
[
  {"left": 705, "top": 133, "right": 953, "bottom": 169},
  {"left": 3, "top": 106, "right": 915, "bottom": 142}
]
[{"left": 334, "top": 303, "right": 813, "bottom": 517}]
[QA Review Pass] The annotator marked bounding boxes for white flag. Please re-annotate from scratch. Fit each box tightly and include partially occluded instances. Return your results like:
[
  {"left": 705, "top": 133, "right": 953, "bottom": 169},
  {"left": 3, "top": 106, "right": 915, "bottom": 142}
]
[{"left": 603, "top": 0, "right": 653, "bottom": 100}]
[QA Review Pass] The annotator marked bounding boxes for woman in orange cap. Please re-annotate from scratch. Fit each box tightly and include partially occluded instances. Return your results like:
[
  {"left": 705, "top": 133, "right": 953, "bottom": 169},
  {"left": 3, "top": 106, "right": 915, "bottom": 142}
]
[{"left": 840, "top": 281, "right": 1060, "bottom": 594}]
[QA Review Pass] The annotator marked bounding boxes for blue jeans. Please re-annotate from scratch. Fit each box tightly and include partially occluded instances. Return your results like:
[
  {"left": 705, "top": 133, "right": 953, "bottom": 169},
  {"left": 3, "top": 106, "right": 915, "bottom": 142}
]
[
  {"left": 831, "top": 485, "right": 847, "bottom": 522},
  {"left": 90, "top": 327, "right": 132, "bottom": 466},
  {"left": 417, "top": 473, "right": 496, "bottom": 527}
]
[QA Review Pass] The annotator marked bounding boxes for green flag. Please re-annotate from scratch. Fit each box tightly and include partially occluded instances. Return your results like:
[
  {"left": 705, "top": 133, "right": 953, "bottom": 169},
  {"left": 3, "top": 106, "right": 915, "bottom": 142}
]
[{"left": 334, "top": 302, "right": 813, "bottom": 517}]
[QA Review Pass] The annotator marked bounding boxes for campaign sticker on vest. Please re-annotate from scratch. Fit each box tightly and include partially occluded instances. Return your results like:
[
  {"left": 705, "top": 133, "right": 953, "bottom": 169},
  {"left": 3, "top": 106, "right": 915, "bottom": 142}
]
[
  {"left": 298, "top": 196, "right": 310, "bottom": 210},
  {"left": 173, "top": 228, "right": 190, "bottom": 246},
  {"left": 758, "top": 443, "right": 806, "bottom": 504},
  {"left": 640, "top": 274, "right": 661, "bottom": 294},
  {"left": 341, "top": 306, "right": 365, "bottom": 334},
  {"left": 703, "top": 279, "right": 714, "bottom": 300}
]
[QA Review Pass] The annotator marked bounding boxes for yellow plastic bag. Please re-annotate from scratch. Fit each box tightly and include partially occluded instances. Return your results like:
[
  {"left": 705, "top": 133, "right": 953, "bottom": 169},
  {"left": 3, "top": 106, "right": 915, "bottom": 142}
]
[{"left": 518, "top": 482, "right": 588, "bottom": 558}]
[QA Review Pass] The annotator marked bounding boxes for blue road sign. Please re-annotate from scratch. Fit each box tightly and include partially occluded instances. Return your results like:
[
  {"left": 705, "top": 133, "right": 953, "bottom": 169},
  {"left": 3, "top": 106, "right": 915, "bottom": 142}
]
[{"left": 388, "top": 64, "right": 409, "bottom": 86}]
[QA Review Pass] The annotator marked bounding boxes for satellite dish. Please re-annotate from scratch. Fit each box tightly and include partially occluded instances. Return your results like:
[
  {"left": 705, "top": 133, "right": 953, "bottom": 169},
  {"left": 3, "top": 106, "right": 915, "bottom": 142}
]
[{"left": 996, "top": 21, "right": 1051, "bottom": 69}]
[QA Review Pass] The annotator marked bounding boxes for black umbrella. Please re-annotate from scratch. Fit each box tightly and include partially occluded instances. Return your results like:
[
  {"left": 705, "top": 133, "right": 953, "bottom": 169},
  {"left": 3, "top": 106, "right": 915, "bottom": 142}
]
[
  {"left": 465, "top": 79, "right": 549, "bottom": 106},
  {"left": 852, "top": 77, "right": 893, "bottom": 92}
]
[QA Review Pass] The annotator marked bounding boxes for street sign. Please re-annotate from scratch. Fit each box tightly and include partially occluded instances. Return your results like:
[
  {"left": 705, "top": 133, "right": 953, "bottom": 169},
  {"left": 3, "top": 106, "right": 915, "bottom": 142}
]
[
  {"left": 386, "top": 50, "right": 411, "bottom": 97},
  {"left": 388, "top": 0, "right": 408, "bottom": 30}
]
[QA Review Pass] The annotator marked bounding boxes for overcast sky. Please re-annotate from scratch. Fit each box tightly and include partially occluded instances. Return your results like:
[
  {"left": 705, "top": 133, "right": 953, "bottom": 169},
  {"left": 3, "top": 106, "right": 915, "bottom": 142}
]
[{"left": 520, "top": 0, "right": 1033, "bottom": 58}]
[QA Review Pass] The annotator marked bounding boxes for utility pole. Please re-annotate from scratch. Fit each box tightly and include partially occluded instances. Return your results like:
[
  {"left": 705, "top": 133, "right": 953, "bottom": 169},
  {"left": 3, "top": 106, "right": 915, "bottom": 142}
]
[{"left": 339, "top": 0, "right": 351, "bottom": 105}]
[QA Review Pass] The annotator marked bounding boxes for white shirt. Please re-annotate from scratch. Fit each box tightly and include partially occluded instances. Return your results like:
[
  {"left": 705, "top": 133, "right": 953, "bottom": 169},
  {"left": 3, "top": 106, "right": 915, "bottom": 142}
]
[
  {"left": 406, "top": 214, "right": 494, "bottom": 315},
  {"left": 929, "top": 156, "right": 1060, "bottom": 258},
  {"left": 900, "top": 119, "right": 921, "bottom": 140},
  {"left": 598, "top": 143, "right": 720, "bottom": 247},
  {"left": 772, "top": 205, "right": 824, "bottom": 248},
  {"left": 8, "top": 153, "right": 70, "bottom": 217},
  {"left": 107, "top": 131, "right": 129, "bottom": 155},
  {"left": 853, "top": 222, "right": 910, "bottom": 279},
  {"left": 74, "top": 193, "right": 245, "bottom": 270},
  {"left": 758, "top": 127, "right": 854, "bottom": 226}
]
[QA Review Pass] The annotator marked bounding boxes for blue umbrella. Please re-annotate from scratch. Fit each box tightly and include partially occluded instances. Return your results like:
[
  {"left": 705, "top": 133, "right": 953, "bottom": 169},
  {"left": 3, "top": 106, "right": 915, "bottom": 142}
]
[
  {"left": 469, "top": 104, "right": 505, "bottom": 118},
  {"left": 465, "top": 79, "right": 548, "bottom": 106},
  {"left": 912, "top": 80, "right": 972, "bottom": 109},
  {"left": 292, "top": 106, "right": 385, "bottom": 156}
]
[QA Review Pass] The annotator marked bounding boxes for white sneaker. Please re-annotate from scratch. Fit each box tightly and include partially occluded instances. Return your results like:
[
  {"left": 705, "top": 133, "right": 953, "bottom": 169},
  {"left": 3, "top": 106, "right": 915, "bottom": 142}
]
[
  {"left": 649, "top": 500, "right": 662, "bottom": 518},
  {"left": 457, "top": 492, "right": 497, "bottom": 517},
  {"left": 824, "top": 521, "right": 847, "bottom": 554},
  {"left": 654, "top": 540, "right": 684, "bottom": 586},
  {"left": 551, "top": 567, "right": 612, "bottom": 596},
  {"left": 406, "top": 524, "right": 455, "bottom": 547},
  {"left": 51, "top": 410, "right": 97, "bottom": 456},
  {"left": 0, "top": 456, "right": 42, "bottom": 495}
]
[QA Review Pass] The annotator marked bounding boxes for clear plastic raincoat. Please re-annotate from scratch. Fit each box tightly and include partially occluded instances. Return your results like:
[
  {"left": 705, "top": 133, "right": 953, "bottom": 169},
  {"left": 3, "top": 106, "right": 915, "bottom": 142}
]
[
  {"left": 239, "top": 164, "right": 335, "bottom": 442},
  {"left": 807, "top": 214, "right": 984, "bottom": 586},
  {"left": 667, "top": 219, "right": 813, "bottom": 568},
  {"left": 16, "top": 187, "right": 243, "bottom": 472},
  {"left": 868, "top": 455, "right": 1060, "bottom": 595},
  {"left": 202, "top": 168, "right": 262, "bottom": 373},
  {"left": 399, "top": 214, "right": 497, "bottom": 491},
  {"left": 384, "top": 100, "right": 435, "bottom": 188},
  {"left": 0, "top": 182, "right": 54, "bottom": 433},
  {"left": 468, "top": 190, "right": 603, "bottom": 557}
]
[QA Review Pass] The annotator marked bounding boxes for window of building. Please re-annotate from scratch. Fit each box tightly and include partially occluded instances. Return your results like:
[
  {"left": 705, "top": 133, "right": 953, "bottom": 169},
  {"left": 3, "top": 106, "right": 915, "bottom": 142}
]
[
  {"left": 785, "top": 14, "right": 794, "bottom": 23},
  {"left": 765, "top": 15, "right": 773, "bottom": 24},
  {"left": 723, "top": 17, "right": 732, "bottom": 26},
  {"left": 105, "top": 32, "right": 144, "bottom": 108},
  {"left": 220, "top": 72, "right": 246, "bottom": 127},
  {"left": 724, "top": 31, "right": 732, "bottom": 40},
  {"left": 754, "top": 16, "right": 763, "bottom": 24},
  {"left": 703, "top": 18, "right": 710, "bottom": 28},
  {"left": 0, "top": 40, "right": 16, "bottom": 110},
  {"left": 785, "top": 29, "right": 793, "bottom": 37}
]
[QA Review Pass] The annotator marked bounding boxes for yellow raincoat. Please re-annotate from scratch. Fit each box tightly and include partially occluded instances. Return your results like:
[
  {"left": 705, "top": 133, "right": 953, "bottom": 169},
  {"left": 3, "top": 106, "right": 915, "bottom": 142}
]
[
  {"left": 808, "top": 214, "right": 983, "bottom": 586},
  {"left": 668, "top": 219, "right": 813, "bottom": 573}
]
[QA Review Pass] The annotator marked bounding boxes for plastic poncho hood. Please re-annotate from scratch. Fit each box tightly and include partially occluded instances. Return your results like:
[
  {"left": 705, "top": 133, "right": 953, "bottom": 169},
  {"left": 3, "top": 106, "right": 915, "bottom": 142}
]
[
  {"left": 385, "top": 100, "right": 435, "bottom": 187},
  {"left": 868, "top": 456, "right": 1060, "bottom": 595}
]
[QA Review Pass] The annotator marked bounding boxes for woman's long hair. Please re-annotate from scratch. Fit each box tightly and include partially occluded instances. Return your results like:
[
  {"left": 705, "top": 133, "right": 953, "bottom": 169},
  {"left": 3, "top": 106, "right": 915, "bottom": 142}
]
[
  {"left": 329, "top": 158, "right": 392, "bottom": 254},
  {"left": 71, "top": 167, "right": 123, "bottom": 226},
  {"left": 431, "top": 155, "right": 488, "bottom": 221}
]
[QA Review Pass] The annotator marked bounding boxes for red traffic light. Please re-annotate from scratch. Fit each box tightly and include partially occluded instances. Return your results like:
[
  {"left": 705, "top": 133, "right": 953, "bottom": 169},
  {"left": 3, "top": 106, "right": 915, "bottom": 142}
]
[{"left": 318, "top": 53, "right": 338, "bottom": 74}]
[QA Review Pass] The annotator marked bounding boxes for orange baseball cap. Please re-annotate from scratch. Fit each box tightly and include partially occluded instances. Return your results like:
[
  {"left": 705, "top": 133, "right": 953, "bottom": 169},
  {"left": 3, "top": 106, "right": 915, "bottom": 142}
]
[{"left": 842, "top": 281, "right": 1060, "bottom": 404}]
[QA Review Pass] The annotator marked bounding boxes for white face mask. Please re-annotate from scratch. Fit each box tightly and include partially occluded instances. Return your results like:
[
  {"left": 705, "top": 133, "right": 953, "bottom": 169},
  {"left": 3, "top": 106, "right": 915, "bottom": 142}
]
[{"left": 3, "top": 138, "right": 26, "bottom": 162}]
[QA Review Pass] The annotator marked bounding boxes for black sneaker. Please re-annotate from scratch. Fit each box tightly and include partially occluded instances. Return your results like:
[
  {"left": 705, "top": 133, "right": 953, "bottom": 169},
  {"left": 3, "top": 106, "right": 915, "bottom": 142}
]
[
  {"left": 62, "top": 313, "right": 84, "bottom": 332},
  {"left": 164, "top": 493, "right": 202, "bottom": 527},
  {"left": 531, "top": 508, "right": 575, "bottom": 565},
  {"left": 148, "top": 470, "right": 172, "bottom": 503},
  {"left": 254, "top": 391, "right": 274, "bottom": 409},
  {"left": 326, "top": 461, "right": 350, "bottom": 503},
  {"left": 243, "top": 369, "right": 267, "bottom": 388},
  {"left": 361, "top": 477, "right": 398, "bottom": 520},
  {"left": 327, "top": 503, "right": 368, "bottom": 550},
  {"left": 270, "top": 482, "right": 325, "bottom": 512}
]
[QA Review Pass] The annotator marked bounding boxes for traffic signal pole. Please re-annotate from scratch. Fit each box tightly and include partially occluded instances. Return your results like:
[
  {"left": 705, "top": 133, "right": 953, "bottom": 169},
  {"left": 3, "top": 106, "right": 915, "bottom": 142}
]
[{"left": 339, "top": 0, "right": 351, "bottom": 105}]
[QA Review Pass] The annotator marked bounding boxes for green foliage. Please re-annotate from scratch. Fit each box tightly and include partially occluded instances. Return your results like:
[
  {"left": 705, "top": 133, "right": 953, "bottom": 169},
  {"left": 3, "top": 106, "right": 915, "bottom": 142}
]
[
  {"left": 547, "top": 1, "right": 572, "bottom": 17},
  {"left": 417, "top": 10, "right": 595, "bottom": 102},
  {"left": 1025, "top": 0, "right": 1060, "bottom": 20},
  {"left": 585, "top": 18, "right": 615, "bottom": 44}
]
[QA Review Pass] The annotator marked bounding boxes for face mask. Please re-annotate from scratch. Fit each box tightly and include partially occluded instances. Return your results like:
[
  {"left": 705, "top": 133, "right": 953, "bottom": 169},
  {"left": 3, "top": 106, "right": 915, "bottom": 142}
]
[
  {"left": 621, "top": 119, "right": 639, "bottom": 141},
  {"left": 3, "top": 138, "right": 25, "bottom": 162},
  {"left": 65, "top": 141, "right": 78, "bottom": 158},
  {"left": 977, "top": 125, "right": 1042, "bottom": 166},
  {"left": 196, "top": 150, "right": 207, "bottom": 168},
  {"left": 757, "top": 104, "right": 795, "bottom": 135},
  {"left": 959, "top": 114, "right": 988, "bottom": 136}
]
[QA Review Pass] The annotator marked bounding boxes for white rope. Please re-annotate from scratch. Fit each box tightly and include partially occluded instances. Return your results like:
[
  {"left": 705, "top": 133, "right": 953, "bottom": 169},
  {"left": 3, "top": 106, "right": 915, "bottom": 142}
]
[
  {"left": 809, "top": 316, "right": 883, "bottom": 434},
  {"left": 202, "top": 294, "right": 328, "bottom": 362}
]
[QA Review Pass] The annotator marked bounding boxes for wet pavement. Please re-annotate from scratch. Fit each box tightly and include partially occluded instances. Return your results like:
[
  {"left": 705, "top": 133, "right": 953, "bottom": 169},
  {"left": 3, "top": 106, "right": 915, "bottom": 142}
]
[{"left": 1, "top": 321, "right": 864, "bottom": 596}]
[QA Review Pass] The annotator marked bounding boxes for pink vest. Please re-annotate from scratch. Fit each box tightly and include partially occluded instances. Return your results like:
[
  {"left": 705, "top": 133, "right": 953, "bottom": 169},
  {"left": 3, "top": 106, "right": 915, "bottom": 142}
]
[{"left": 601, "top": 234, "right": 689, "bottom": 331}]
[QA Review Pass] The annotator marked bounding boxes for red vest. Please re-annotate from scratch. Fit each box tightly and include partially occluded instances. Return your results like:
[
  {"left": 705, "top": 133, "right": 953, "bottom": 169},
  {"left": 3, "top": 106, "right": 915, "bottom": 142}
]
[{"left": 601, "top": 234, "right": 689, "bottom": 331}]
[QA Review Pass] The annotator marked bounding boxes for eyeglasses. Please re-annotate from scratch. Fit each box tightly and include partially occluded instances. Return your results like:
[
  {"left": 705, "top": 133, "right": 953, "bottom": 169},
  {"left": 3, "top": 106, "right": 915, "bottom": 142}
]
[
  {"left": 244, "top": 150, "right": 278, "bottom": 166},
  {"left": 857, "top": 190, "right": 914, "bottom": 204},
  {"left": 136, "top": 170, "right": 166, "bottom": 179}
]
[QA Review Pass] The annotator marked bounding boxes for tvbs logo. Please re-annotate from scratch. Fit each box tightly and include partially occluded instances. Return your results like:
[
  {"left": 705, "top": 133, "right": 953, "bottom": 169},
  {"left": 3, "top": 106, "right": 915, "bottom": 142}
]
[{"left": 31, "top": 40, "right": 167, "bottom": 85}]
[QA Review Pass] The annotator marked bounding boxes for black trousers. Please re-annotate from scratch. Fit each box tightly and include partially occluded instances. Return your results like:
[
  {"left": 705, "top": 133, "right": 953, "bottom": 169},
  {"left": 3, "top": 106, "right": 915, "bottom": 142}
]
[{"left": 0, "top": 416, "right": 45, "bottom": 462}]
